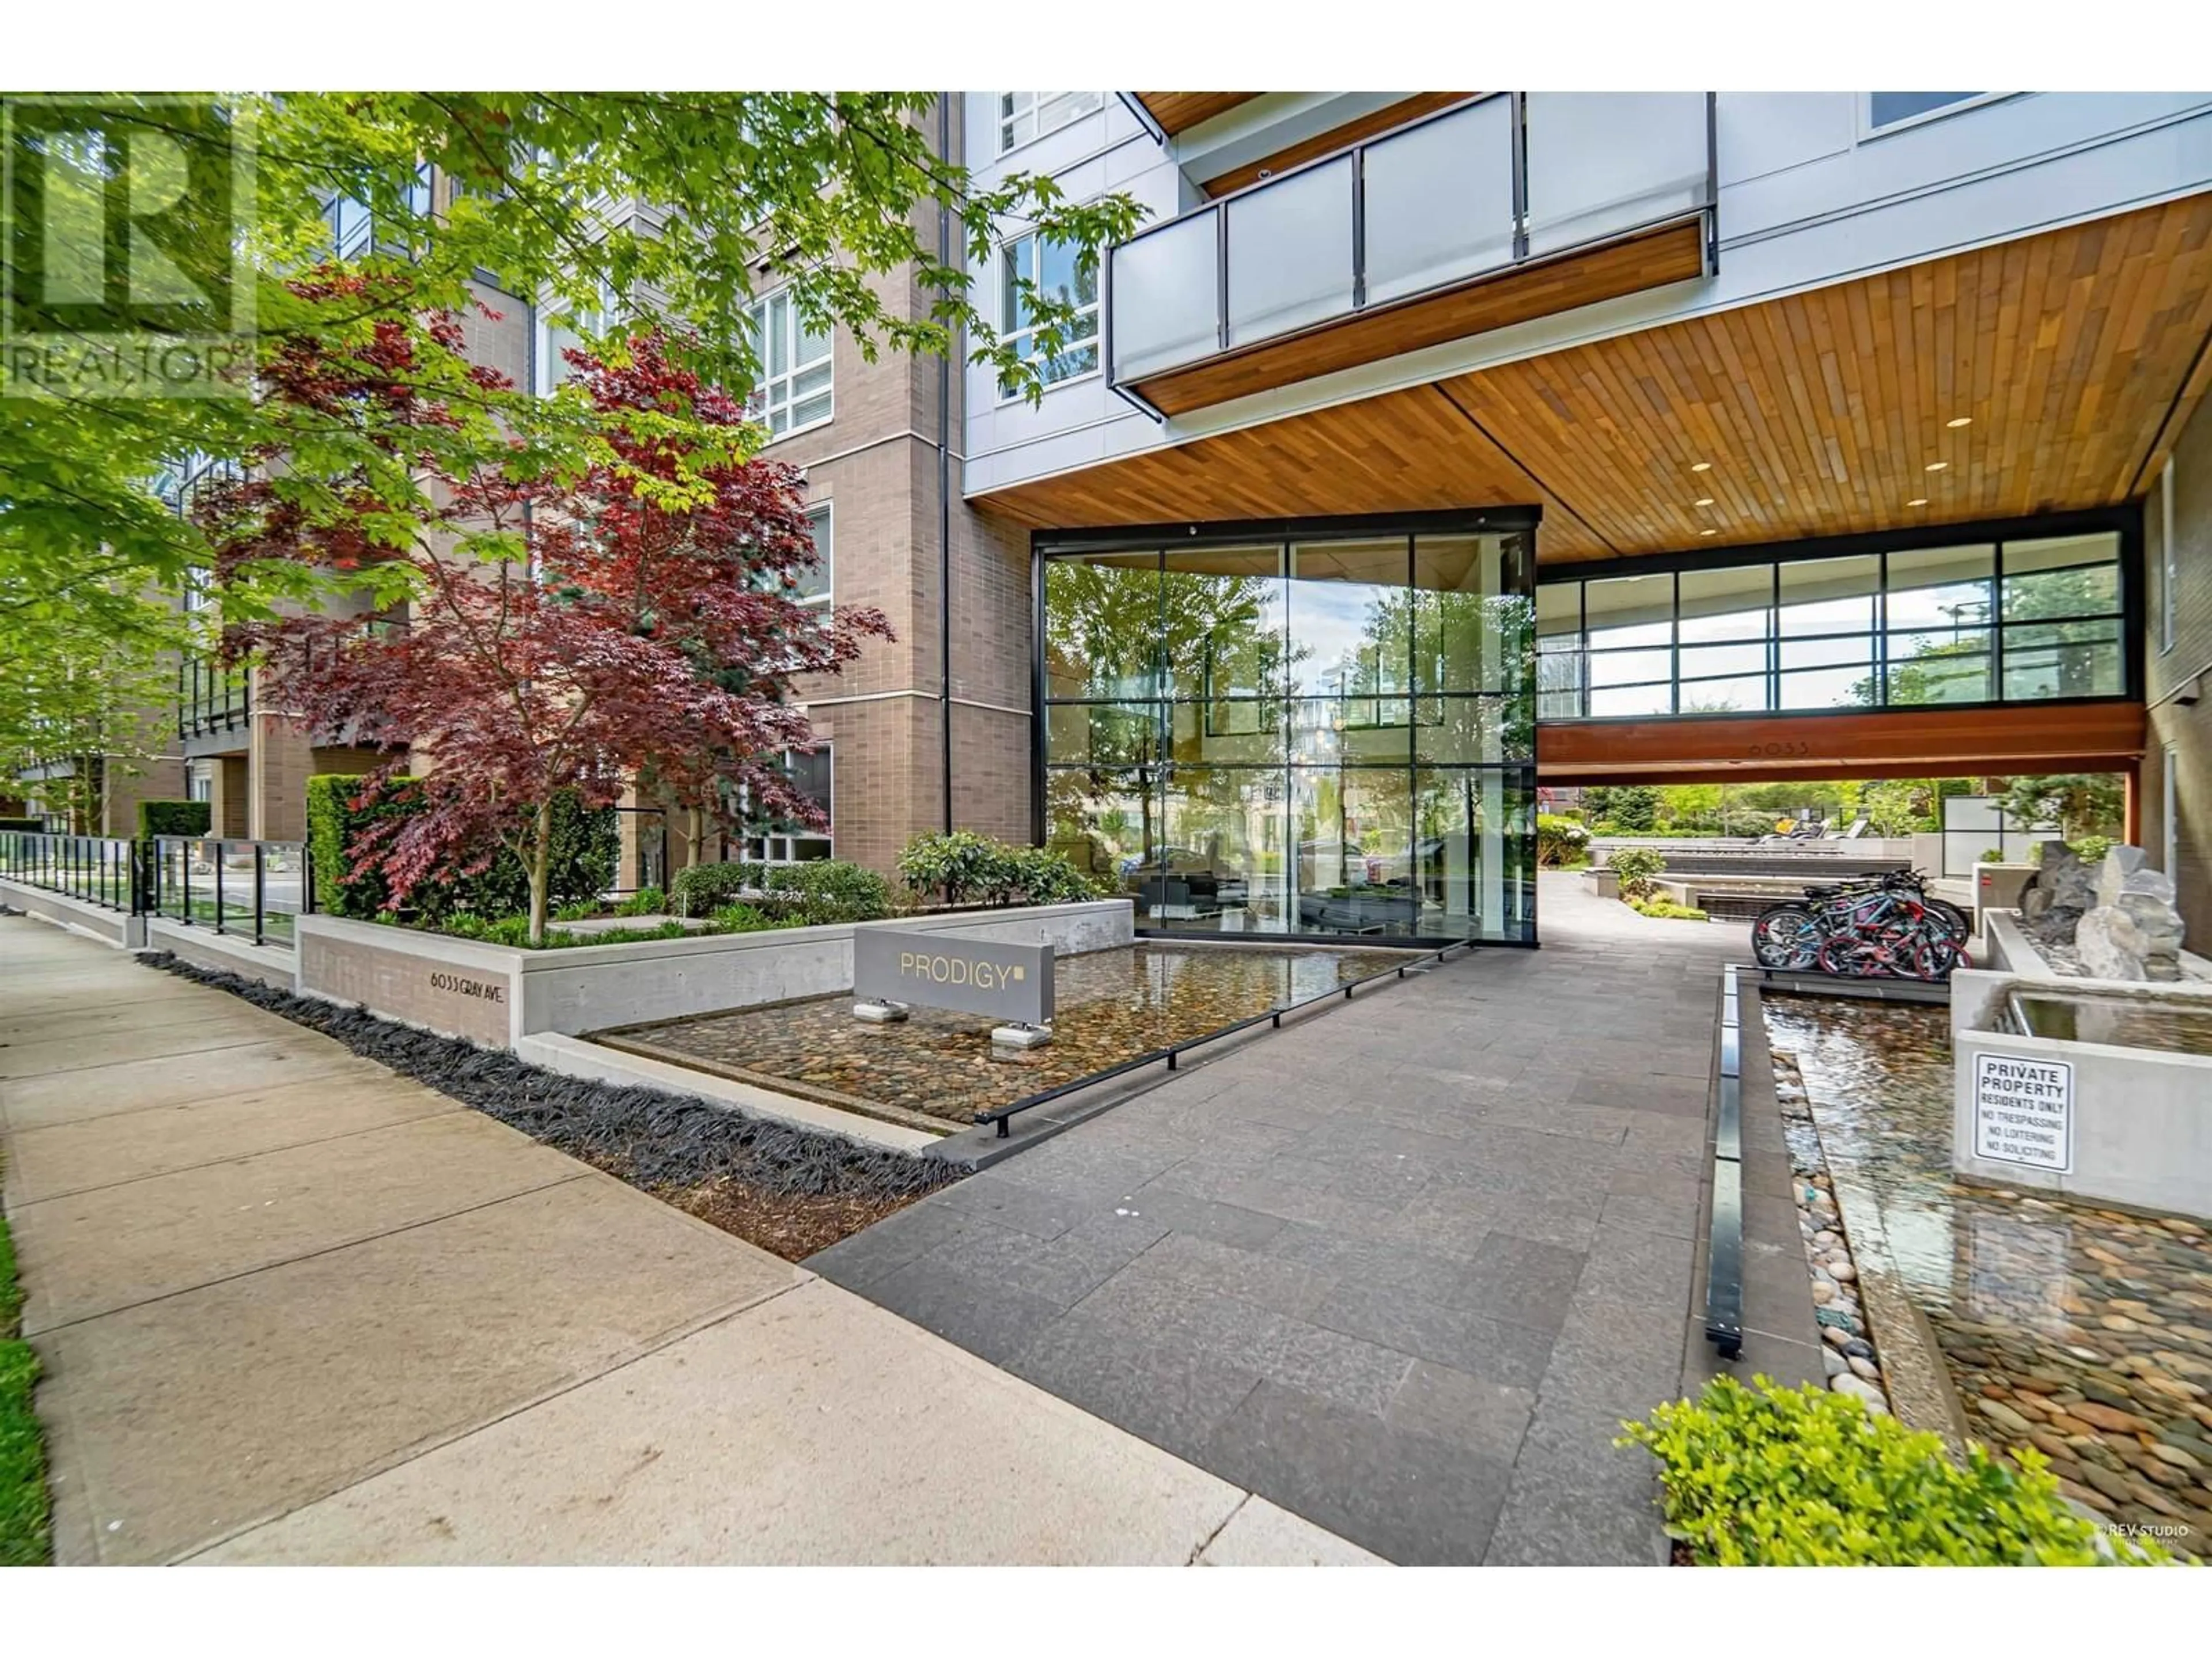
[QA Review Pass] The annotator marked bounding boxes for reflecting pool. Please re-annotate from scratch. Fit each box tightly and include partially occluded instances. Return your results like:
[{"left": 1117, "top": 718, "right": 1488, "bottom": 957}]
[
  {"left": 603, "top": 944, "right": 1412, "bottom": 1128},
  {"left": 1763, "top": 993, "right": 2212, "bottom": 1554}
]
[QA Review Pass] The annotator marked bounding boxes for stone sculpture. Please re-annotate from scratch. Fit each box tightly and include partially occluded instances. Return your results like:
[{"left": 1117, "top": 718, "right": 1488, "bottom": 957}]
[{"left": 2074, "top": 846, "right": 2187, "bottom": 982}]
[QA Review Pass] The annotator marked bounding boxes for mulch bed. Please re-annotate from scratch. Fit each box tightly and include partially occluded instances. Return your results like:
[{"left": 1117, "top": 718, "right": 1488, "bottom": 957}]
[{"left": 137, "top": 952, "right": 962, "bottom": 1263}]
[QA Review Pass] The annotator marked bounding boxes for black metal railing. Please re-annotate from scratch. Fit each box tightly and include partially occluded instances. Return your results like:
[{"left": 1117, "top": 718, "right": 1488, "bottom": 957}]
[
  {"left": 149, "top": 836, "right": 314, "bottom": 946},
  {"left": 0, "top": 830, "right": 142, "bottom": 912},
  {"left": 1704, "top": 963, "right": 1745, "bottom": 1359},
  {"left": 179, "top": 654, "right": 251, "bottom": 738},
  {"left": 975, "top": 938, "right": 1478, "bottom": 1139}
]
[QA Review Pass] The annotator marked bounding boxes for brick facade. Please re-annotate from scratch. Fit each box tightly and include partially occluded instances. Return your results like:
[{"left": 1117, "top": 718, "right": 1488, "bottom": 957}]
[{"left": 2141, "top": 388, "right": 2212, "bottom": 948}]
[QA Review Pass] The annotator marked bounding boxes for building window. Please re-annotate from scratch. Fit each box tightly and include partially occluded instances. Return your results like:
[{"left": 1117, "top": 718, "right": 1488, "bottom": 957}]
[
  {"left": 187, "top": 761, "right": 214, "bottom": 804},
  {"left": 2165, "top": 745, "right": 2180, "bottom": 880},
  {"left": 538, "top": 279, "right": 621, "bottom": 394},
  {"left": 1533, "top": 524, "right": 2126, "bottom": 719},
  {"left": 1040, "top": 520, "right": 1539, "bottom": 945},
  {"left": 745, "top": 287, "right": 832, "bottom": 440},
  {"left": 998, "top": 92, "right": 1102, "bottom": 155},
  {"left": 998, "top": 232, "right": 1100, "bottom": 397},
  {"left": 744, "top": 746, "right": 832, "bottom": 863},
  {"left": 1866, "top": 92, "right": 1991, "bottom": 134},
  {"left": 2161, "top": 462, "right": 2177, "bottom": 654},
  {"left": 795, "top": 503, "right": 832, "bottom": 609}
]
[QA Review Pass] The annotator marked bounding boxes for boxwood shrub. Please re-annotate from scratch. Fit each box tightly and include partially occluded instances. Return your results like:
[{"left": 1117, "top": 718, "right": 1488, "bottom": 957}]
[
  {"left": 668, "top": 859, "right": 766, "bottom": 918},
  {"left": 1620, "top": 1374, "right": 2179, "bottom": 1565},
  {"left": 136, "top": 799, "right": 211, "bottom": 839},
  {"left": 896, "top": 831, "right": 1103, "bottom": 909},
  {"left": 668, "top": 858, "right": 892, "bottom": 926}
]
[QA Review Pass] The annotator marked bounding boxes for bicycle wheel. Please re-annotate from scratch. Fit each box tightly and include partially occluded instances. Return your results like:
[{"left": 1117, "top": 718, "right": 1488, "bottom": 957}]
[
  {"left": 1752, "top": 904, "right": 1821, "bottom": 969},
  {"left": 1817, "top": 934, "right": 1873, "bottom": 977},
  {"left": 1925, "top": 897, "right": 1970, "bottom": 941}
]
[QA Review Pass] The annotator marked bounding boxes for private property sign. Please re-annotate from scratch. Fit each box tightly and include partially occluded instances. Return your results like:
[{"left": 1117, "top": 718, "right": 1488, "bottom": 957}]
[
  {"left": 1972, "top": 1052, "right": 2074, "bottom": 1172},
  {"left": 852, "top": 929, "right": 1054, "bottom": 1025}
]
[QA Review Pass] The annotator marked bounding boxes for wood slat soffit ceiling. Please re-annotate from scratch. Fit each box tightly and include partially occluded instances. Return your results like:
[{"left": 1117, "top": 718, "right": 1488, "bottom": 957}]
[{"left": 978, "top": 195, "right": 2212, "bottom": 565}]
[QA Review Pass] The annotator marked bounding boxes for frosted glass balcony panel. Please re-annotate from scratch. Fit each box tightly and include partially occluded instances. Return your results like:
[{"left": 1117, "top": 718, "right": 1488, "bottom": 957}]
[
  {"left": 1110, "top": 210, "right": 1221, "bottom": 380},
  {"left": 1525, "top": 92, "right": 1709, "bottom": 256},
  {"left": 1363, "top": 99, "right": 1516, "bottom": 306},
  {"left": 1225, "top": 156, "right": 1354, "bottom": 347}
]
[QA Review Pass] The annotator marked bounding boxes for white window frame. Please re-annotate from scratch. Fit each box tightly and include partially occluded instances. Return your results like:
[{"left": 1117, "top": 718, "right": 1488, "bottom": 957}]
[
  {"left": 745, "top": 285, "right": 834, "bottom": 442},
  {"left": 997, "top": 92, "right": 1103, "bottom": 156},
  {"left": 744, "top": 744, "right": 833, "bottom": 864},
  {"left": 1860, "top": 92, "right": 2010, "bottom": 140},
  {"left": 2160, "top": 461, "right": 2177, "bottom": 655},
  {"left": 995, "top": 231, "right": 1101, "bottom": 403},
  {"left": 536, "top": 278, "right": 622, "bottom": 396},
  {"left": 796, "top": 502, "right": 833, "bottom": 611},
  {"left": 2164, "top": 745, "right": 2180, "bottom": 880}
]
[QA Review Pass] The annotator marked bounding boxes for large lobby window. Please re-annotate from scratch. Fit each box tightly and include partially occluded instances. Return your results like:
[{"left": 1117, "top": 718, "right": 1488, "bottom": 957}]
[
  {"left": 1536, "top": 521, "right": 2130, "bottom": 720},
  {"left": 1040, "top": 515, "right": 1536, "bottom": 944}
]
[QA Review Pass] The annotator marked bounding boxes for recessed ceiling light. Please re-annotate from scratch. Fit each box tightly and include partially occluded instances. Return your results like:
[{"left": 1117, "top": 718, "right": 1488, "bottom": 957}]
[
  {"left": 1907, "top": 498, "right": 1929, "bottom": 507},
  {"left": 1690, "top": 461, "right": 1713, "bottom": 472},
  {"left": 1695, "top": 497, "right": 1715, "bottom": 507},
  {"left": 1699, "top": 529, "right": 1717, "bottom": 537},
  {"left": 1945, "top": 416, "right": 1972, "bottom": 429},
  {"left": 1925, "top": 460, "right": 1949, "bottom": 472}
]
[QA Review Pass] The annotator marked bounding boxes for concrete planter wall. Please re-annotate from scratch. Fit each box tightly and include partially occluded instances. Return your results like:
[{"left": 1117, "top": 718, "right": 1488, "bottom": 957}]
[
  {"left": 0, "top": 877, "right": 143, "bottom": 948},
  {"left": 296, "top": 900, "right": 1135, "bottom": 1049}
]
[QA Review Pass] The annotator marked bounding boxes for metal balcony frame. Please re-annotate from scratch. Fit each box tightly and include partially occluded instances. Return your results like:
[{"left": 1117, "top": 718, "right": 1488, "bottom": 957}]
[{"left": 1104, "top": 91, "right": 1719, "bottom": 414}]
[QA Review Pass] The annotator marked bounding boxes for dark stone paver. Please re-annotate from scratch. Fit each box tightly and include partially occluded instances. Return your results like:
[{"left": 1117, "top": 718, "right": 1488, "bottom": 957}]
[{"left": 811, "top": 872, "right": 1740, "bottom": 1565}]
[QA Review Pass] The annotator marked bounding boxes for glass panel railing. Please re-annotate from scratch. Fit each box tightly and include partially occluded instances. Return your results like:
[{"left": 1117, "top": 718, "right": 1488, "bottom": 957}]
[
  {"left": 1524, "top": 92, "right": 1710, "bottom": 257},
  {"left": 1225, "top": 154, "right": 1355, "bottom": 348},
  {"left": 259, "top": 841, "right": 309, "bottom": 944},
  {"left": 1109, "top": 93, "right": 1715, "bottom": 393},
  {"left": 1109, "top": 209, "right": 1221, "bottom": 381},
  {"left": 1363, "top": 97, "right": 1516, "bottom": 306}
]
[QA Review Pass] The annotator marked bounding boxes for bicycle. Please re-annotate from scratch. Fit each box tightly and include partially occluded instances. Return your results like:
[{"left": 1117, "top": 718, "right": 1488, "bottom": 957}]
[{"left": 1751, "top": 869, "right": 1966, "bottom": 980}]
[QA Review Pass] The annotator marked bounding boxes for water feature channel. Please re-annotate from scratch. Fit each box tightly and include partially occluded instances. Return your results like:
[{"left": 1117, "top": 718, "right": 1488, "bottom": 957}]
[
  {"left": 1761, "top": 993, "right": 2212, "bottom": 1554},
  {"left": 600, "top": 942, "right": 1412, "bottom": 1129}
]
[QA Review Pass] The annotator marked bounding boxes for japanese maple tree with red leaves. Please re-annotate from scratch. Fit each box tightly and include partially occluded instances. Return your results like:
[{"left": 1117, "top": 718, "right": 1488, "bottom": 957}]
[{"left": 201, "top": 305, "right": 889, "bottom": 943}]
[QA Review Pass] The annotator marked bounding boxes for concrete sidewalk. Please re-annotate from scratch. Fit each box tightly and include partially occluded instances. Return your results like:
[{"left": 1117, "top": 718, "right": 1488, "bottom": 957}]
[{"left": 0, "top": 914, "right": 1377, "bottom": 1566}]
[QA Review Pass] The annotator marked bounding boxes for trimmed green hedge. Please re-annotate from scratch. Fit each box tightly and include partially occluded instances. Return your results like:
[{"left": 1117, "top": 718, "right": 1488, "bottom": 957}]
[
  {"left": 305, "top": 775, "right": 616, "bottom": 920},
  {"left": 669, "top": 859, "right": 764, "bottom": 918},
  {"left": 896, "top": 831, "right": 1104, "bottom": 909},
  {"left": 1620, "top": 1375, "right": 2178, "bottom": 1565},
  {"left": 669, "top": 858, "right": 892, "bottom": 926},
  {"left": 137, "top": 799, "right": 211, "bottom": 839}
]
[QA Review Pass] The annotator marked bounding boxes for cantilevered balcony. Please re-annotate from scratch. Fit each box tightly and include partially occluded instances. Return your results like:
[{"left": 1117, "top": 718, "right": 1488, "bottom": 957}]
[{"left": 1107, "top": 93, "right": 1717, "bottom": 418}]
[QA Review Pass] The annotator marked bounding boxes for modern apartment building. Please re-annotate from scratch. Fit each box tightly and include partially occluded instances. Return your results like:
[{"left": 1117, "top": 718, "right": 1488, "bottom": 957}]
[
  {"left": 952, "top": 90, "right": 2212, "bottom": 947},
  {"left": 36, "top": 92, "right": 2212, "bottom": 950}
]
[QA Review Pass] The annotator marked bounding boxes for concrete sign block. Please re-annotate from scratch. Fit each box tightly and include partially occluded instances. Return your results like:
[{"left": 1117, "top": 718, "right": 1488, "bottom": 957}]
[{"left": 853, "top": 928, "right": 1052, "bottom": 1025}]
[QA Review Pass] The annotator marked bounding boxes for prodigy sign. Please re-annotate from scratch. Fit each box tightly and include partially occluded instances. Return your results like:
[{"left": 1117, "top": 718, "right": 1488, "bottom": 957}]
[{"left": 852, "top": 929, "right": 1054, "bottom": 1025}]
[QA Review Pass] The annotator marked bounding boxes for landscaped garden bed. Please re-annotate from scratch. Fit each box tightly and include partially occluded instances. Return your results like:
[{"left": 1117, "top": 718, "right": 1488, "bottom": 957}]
[{"left": 139, "top": 952, "right": 963, "bottom": 1263}]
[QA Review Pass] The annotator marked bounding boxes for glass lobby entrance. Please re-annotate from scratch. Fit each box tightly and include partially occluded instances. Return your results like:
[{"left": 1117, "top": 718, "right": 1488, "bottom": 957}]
[{"left": 1038, "top": 512, "right": 1539, "bottom": 945}]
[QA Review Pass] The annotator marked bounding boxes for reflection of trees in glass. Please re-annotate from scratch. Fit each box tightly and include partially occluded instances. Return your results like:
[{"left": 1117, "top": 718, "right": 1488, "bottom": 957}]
[
  {"left": 1997, "top": 773, "right": 2124, "bottom": 841},
  {"left": 1343, "top": 587, "right": 1536, "bottom": 759},
  {"left": 1043, "top": 561, "right": 1164, "bottom": 698},
  {"left": 1851, "top": 636, "right": 1983, "bottom": 708}
]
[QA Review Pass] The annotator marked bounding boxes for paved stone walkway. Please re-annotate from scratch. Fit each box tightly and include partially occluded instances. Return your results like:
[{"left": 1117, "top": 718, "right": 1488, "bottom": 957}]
[
  {"left": 0, "top": 913, "right": 1376, "bottom": 1565},
  {"left": 813, "top": 873, "right": 1742, "bottom": 1565}
]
